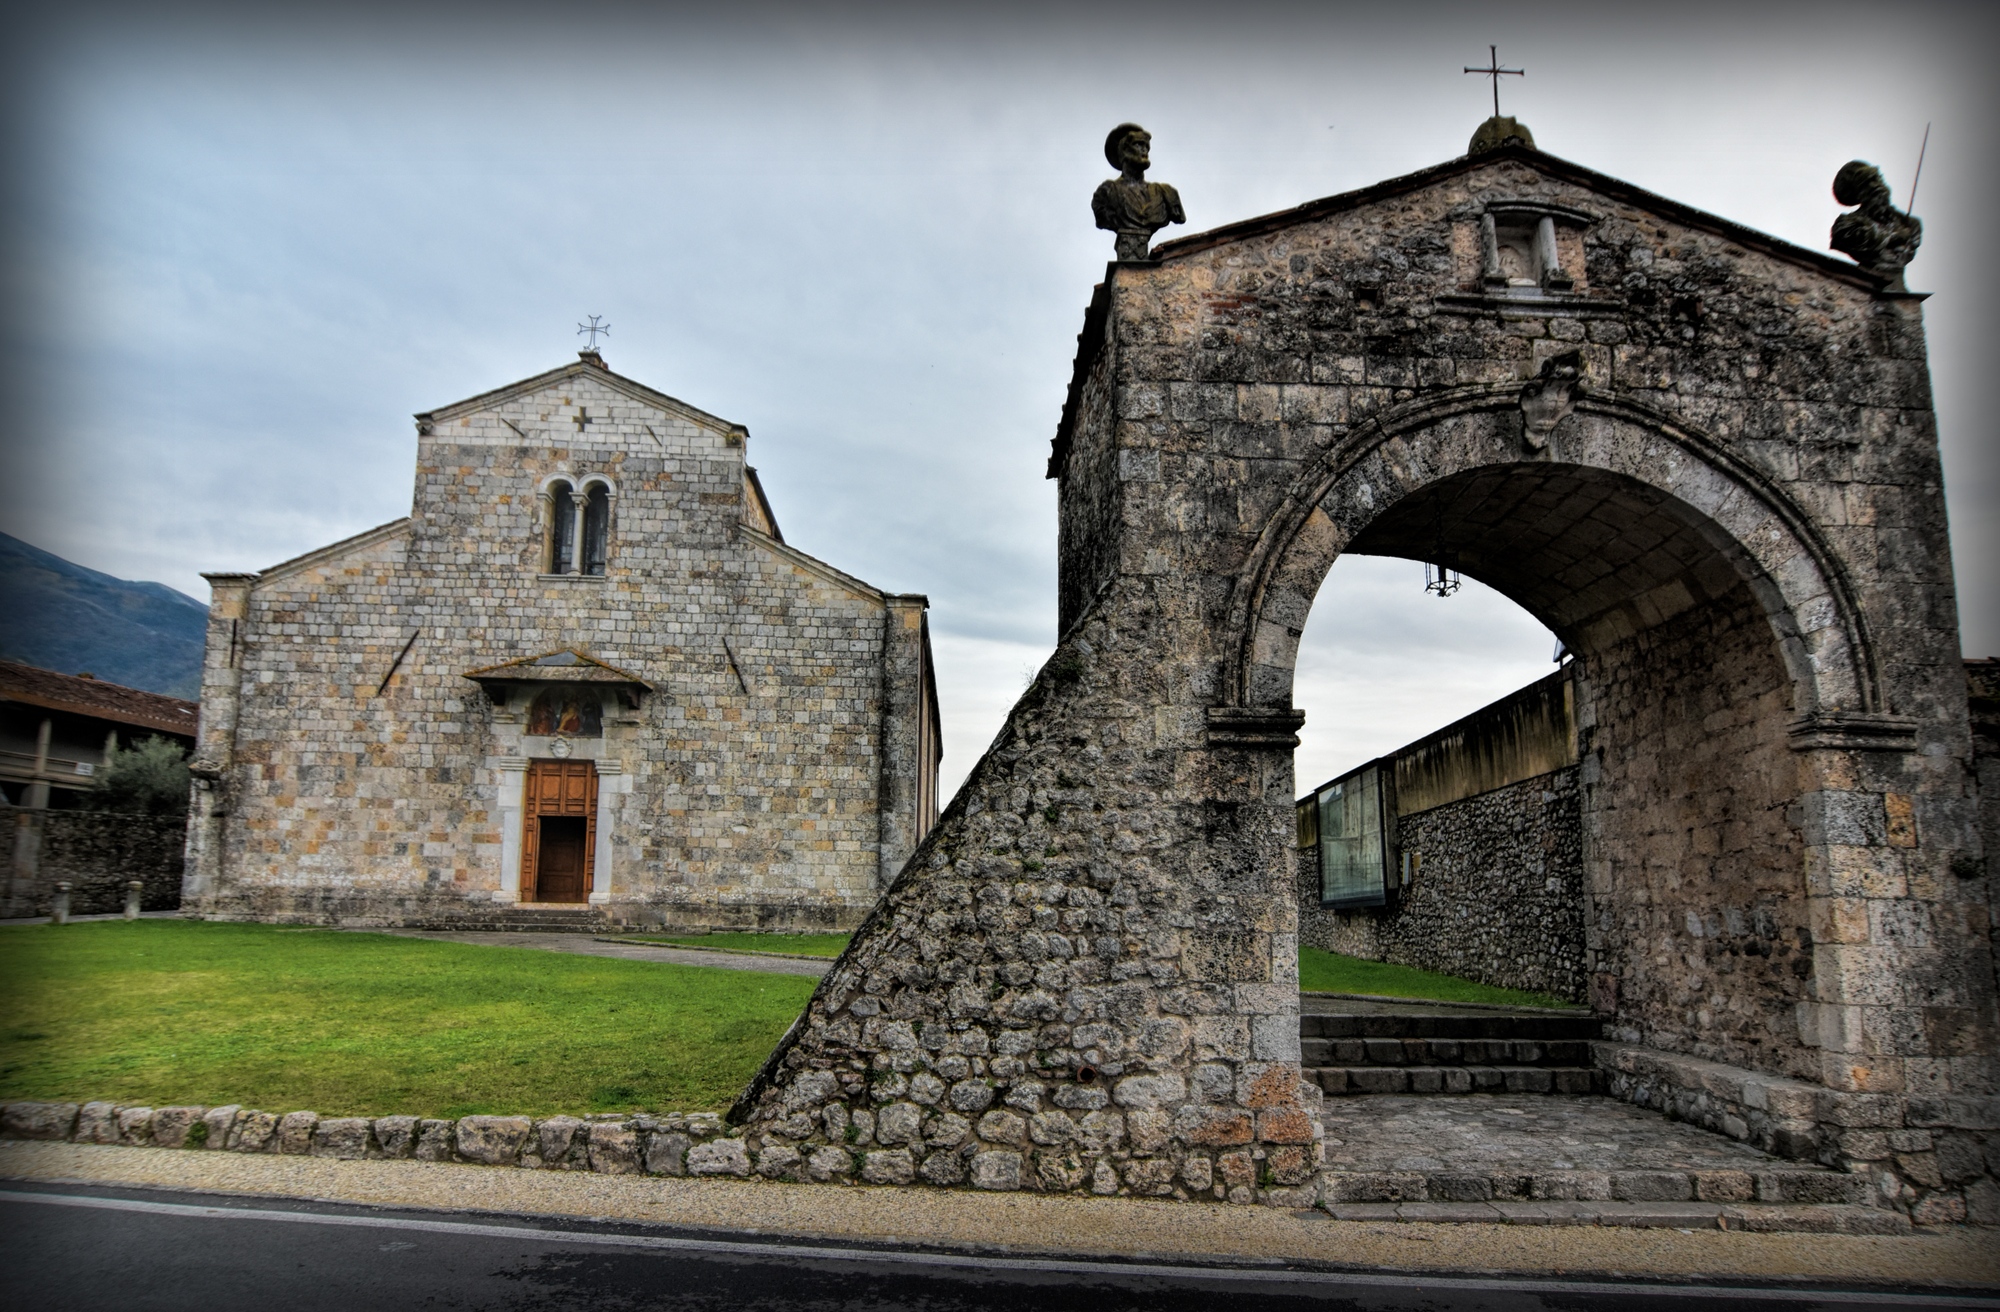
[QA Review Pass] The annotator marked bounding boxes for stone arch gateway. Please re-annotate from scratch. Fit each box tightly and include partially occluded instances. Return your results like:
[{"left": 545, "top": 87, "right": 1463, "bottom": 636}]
[{"left": 733, "top": 144, "right": 1994, "bottom": 1214}]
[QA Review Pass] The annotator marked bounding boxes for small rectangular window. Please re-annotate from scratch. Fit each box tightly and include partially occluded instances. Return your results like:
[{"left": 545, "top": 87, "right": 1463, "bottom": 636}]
[
  {"left": 1316, "top": 763, "right": 1392, "bottom": 908},
  {"left": 582, "top": 485, "right": 610, "bottom": 575}
]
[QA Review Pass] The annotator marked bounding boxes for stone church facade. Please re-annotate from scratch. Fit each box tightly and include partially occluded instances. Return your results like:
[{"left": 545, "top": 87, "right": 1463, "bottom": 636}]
[{"left": 183, "top": 352, "right": 939, "bottom": 931}]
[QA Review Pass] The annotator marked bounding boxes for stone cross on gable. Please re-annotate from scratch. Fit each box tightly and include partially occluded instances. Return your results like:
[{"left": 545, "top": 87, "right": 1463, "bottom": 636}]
[
  {"left": 1464, "top": 45, "right": 1525, "bottom": 118},
  {"left": 573, "top": 408, "right": 593, "bottom": 432}
]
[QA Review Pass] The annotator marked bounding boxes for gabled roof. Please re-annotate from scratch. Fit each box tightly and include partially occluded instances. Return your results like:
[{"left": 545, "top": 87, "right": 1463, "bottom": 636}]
[
  {"left": 415, "top": 353, "right": 749, "bottom": 442},
  {"left": 1051, "top": 143, "right": 1889, "bottom": 479},
  {"left": 462, "top": 648, "right": 653, "bottom": 689},
  {"left": 219, "top": 517, "right": 411, "bottom": 585},
  {"left": 1150, "top": 143, "right": 1882, "bottom": 289},
  {"left": 0, "top": 660, "right": 199, "bottom": 738}
]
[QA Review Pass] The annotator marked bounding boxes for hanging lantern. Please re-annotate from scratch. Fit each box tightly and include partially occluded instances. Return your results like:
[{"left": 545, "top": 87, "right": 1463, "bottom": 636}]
[{"left": 1424, "top": 553, "right": 1461, "bottom": 597}]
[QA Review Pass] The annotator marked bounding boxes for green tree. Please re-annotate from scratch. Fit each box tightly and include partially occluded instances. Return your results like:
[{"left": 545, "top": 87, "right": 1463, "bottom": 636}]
[{"left": 86, "top": 736, "right": 191, "bottom": 816}]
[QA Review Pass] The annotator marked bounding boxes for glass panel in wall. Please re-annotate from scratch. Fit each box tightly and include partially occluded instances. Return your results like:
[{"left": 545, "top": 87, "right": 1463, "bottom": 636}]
[
  {"left": 1317, "top": 763, "right": 1389, "bottom": 907},
  {"left": 549, "top": 483, "right": 575, "bottom": 574},
  {"left": 582, "top": 484, "right": 610, "bottom": 576}
]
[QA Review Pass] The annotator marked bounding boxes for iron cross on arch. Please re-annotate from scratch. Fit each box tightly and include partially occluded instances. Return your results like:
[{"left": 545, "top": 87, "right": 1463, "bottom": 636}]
[{"left": 1465, "top": 45, "right": 1525, "bottom": 117}]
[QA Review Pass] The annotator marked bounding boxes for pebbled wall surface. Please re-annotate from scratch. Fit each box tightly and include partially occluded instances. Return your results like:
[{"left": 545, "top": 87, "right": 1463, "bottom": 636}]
[{"left": 1300, "top": 767, "right": 1586, "bottom": 1002}]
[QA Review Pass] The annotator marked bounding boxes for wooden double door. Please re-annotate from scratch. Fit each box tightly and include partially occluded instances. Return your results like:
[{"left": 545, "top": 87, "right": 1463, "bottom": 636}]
[{"left": 522, "top": 760, "right": 597, "bottom": 903}]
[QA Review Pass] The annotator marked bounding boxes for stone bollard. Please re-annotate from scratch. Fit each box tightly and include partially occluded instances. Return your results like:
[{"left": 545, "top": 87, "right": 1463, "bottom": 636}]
[
  {"left": 50, "top": 881, "right": 71, "bottom": 925},
  {"left": 124, "top": 880, "right": 144, "bottom": 920}
]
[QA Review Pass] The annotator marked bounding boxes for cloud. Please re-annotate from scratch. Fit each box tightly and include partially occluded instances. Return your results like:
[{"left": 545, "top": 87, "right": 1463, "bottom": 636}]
[{"left": 1, "top": 1, "right": 1990, "bottom": 800}]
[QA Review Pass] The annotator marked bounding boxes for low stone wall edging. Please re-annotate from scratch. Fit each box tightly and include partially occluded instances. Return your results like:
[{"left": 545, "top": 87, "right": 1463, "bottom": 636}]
[{"left": 1593, "top": 1042, "right": 2000, "bottom": 1227}]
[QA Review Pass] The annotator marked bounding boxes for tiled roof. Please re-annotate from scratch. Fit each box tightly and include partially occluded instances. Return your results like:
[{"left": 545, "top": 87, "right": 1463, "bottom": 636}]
[{"left": 0, "top": 661, "right": 200, "bottom": 738}]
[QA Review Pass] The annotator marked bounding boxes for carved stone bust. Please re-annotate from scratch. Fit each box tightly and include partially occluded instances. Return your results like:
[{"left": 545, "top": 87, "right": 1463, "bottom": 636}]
[
  {"left": 1829, "top": 160, "right": 1922, "bottom": 288},
  {"left": 1092, "top": 124, "right": 1185, "bottom": 262}
]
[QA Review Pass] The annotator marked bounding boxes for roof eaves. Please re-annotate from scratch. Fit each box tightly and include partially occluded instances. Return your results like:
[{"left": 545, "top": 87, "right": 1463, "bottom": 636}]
[
  {"left": 1152, "top": 145, "right": 1883, "bottom": 291},
  {"left": 418, "top": 360, "right": 746, "bottom": 437},
  {"left": 1046, "top": 276, "right": 1116, "bottom": 481},
  {"left": 252, "top": 518, "right": 412, "bottom": 586},
  {"left": 740, "top": 526, "right": 886, "bottom": 604}
]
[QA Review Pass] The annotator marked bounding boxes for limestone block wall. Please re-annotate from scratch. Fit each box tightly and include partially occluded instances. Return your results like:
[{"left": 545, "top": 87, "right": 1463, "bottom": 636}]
[
  {"left": 185, "top": 361, "right": 934, "bottom": 930},
  {"left": 1579, "top": 582, "right": 1816, "bottom": 1076},
  {"left": 1300, "top": 767, "right": 1586, "bottom": 1001}
]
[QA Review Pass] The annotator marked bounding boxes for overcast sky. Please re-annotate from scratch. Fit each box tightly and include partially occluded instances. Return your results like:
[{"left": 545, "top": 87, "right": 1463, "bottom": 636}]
[{"left": 2, "top": 1, "right": 1991, "bottom": 800}]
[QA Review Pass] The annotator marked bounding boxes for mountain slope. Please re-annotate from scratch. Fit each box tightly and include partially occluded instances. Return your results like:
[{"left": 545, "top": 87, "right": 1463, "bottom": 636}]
[{"left": 0, "top": 533, "right": 207, "bottom": 699}]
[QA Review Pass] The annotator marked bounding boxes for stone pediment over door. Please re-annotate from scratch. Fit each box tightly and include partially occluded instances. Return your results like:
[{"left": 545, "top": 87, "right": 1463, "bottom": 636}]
[{"left": 462, "top": 648, "right": 652, "bottom": 698}]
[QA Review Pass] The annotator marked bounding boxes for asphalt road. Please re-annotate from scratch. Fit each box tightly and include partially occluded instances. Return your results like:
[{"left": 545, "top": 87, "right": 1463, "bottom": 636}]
[{"left": 2, "top": 1186, "right": 1990, "bottom": 1312}]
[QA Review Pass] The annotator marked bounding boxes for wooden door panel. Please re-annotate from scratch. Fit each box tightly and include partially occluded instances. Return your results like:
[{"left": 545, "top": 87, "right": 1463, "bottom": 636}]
[{"left": 523, "top": 759, "right": 598, "bottom": 901}]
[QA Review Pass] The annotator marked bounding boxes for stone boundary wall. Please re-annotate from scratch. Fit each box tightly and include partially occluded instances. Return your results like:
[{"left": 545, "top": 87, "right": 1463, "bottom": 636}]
[
  {"left": 0, "top": 1097, "right": 1957, "bottom": 1232},
  {"left": 0, "top": 1097, "right": 1294, "bottom": 1196},
  {"left": 1594, "top": 1043, "right": 2000, "bottom": 1227},
  {"left": 3, "top": 808, "right": 185, "bottom": 919},
  {"left": 1298, "top": 768, "right": 1585, "bottom": 1001}
]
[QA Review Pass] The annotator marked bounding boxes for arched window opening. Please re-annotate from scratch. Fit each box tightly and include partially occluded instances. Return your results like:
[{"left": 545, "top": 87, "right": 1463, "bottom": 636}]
[
  {"left": 546, "top": 480, "right": 576, "bottom": 575},
  {"left": 526, "top": 688, "right": 603, "bottom": 737},
  {"left": 581, "top": 483, "right": 611, "bottom": 576}
]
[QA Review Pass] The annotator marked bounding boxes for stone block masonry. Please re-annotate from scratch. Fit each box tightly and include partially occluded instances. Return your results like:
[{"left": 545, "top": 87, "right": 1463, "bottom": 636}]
[
  {"left": 183, "top": 356, "right": 939, "bottom": 932},
  {"left": 733, "top": 137, "right": 1995, "bottom": 1208}
]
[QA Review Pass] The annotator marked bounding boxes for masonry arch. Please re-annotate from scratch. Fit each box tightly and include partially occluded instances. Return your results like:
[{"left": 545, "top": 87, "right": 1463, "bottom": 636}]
[
  {"left": 1233, "top": 394, "right": 1877, "bottom": 1078},
  {"left": 1233, "top": 391, "right": 1881, "bottom": 726}
]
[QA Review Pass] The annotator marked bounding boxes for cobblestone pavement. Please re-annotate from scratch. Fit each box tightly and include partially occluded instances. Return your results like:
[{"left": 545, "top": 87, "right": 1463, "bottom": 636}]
[
  {"left": 355, "top": 929, "right": 832, "bottom": 978},
  {"left": 1322, "top": 1094, "right": 1783, "bottom": 1174}
]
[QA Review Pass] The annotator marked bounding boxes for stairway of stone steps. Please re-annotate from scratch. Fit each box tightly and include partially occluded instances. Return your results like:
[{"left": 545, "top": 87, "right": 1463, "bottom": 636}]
[
  {"left": 1302, "top": 995, "right": 1603, "bottom": 1096},
  {"left": 413, "top": 905, "right": 608, "bottom": 934}
]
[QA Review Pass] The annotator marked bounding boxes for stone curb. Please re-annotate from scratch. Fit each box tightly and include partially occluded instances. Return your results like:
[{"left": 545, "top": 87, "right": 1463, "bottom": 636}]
[
  {"left": 1321, "top": 1200, "right": 1910, "bottom": 1234},
  {"left": 1, "top": 1098, "right": 1294, "bottom": 1202},
  {"left": 0, "top": 1098, "right": 1942, "bottom": 1233},
  {"left": 1320, "top": 1165, "right": 1874, "bottom": 1207},
  {"left": 593, "top": 937, "right": 839, "bottom": 963},
  {"left": 1302, "top": 991, "right": 1590, "bottom": 1016}
]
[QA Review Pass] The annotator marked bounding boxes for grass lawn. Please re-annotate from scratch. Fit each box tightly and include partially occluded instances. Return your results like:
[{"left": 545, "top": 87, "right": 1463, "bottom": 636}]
[
  {"left": 628, "top": 932, "right": 851, "bottom": 958},
  {"left": 0, "top": 920, "right": 816, "bottom": 1118},
  {"left": 1299, "top": 947, "right": 1572, "bottom": 1008}
]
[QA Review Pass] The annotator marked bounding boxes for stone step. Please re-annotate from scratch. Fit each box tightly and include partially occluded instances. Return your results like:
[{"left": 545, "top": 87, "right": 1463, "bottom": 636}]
[
  {"left": 1301, "top": 1012, "right": 1601, "bottom": 1041},
  {"left": 412, "top": 911, "right": 609, "bottom": 933},
  {"left": 1318, "top": 1199, "right": 1907, "bottom": 1234},
  {"left": 1303, "top": 1036, "right": 1595, "bottom": 1068},
  {"left": 1320, "top": 1161, "right": 1878, "bottom": 1210},
  {"left": 1310, "top": 1065, "right": 1604, "bottom": 1096}
]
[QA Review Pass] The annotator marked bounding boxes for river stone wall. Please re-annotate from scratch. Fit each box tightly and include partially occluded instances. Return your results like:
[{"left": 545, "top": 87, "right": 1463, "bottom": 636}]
[
  {"left": 4, "top": 808, "right": 185, "bottom": 918},
  {"left": 1299, "top": 767, "right": 1586, "bottom": 1001}
]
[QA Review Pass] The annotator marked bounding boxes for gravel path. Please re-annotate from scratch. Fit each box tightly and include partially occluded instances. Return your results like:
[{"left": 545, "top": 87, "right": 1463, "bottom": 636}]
[{"left": 353, "top": 929, "right": 833, "bottom": 977}]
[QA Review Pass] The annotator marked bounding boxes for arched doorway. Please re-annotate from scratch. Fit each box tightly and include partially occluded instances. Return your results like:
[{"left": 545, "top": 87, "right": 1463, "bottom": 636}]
[{"left": 1235, "top": 402, "right": 1868, "bottom": 1081}]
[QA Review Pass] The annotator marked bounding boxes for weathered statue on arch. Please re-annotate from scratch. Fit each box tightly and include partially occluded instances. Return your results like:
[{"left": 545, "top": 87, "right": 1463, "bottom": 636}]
[
  {"left": 1092, "top": 123, "right": 1185, "bottom": 262},
  {"left": 1829, "top": 159, "right": 1922, "bottom": 289}
]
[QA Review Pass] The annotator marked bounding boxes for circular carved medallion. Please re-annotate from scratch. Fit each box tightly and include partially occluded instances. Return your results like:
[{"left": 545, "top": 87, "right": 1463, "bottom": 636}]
[{"left": 549, "top": 735, "right": 572, "bottom": 759}]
